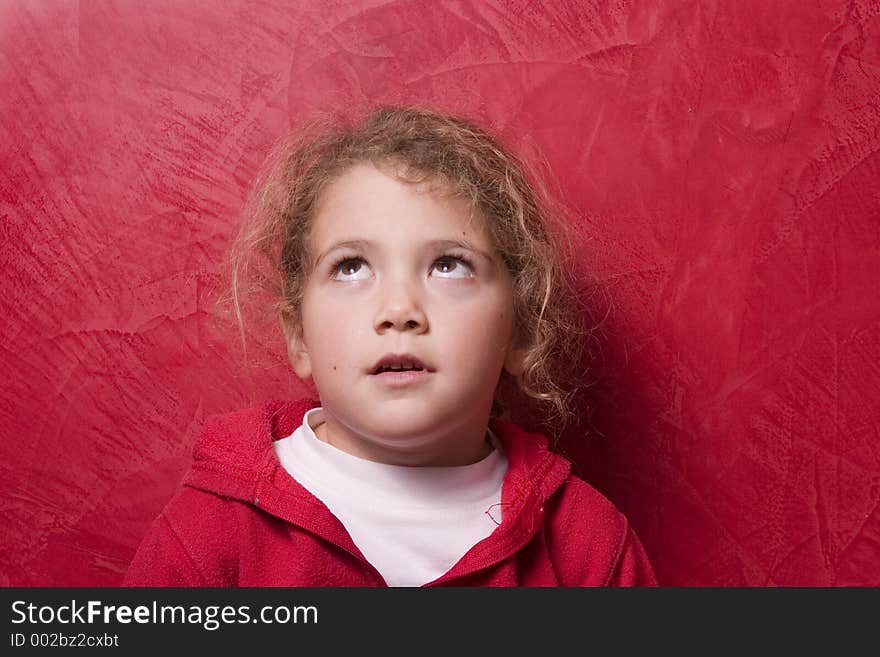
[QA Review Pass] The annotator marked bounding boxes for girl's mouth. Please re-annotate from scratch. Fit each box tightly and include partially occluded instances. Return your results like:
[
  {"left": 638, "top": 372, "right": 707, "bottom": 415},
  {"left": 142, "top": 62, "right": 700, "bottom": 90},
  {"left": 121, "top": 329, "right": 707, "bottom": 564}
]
[
  {"left": 374, "top": 364, "right": 424, "bottom": 374},
  {"left": 370, "top": 368, "right": 432, "bottom": 387},
  {"left": 370, "top": 353, "right": 433, "bottom": 375}
]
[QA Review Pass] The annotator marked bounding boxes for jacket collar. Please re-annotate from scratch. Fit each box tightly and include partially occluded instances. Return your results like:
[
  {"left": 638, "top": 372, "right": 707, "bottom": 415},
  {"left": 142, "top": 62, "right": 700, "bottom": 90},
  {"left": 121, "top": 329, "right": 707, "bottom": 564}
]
[{"left": 184, "top": 398, "right": 572, "bottom": 578}]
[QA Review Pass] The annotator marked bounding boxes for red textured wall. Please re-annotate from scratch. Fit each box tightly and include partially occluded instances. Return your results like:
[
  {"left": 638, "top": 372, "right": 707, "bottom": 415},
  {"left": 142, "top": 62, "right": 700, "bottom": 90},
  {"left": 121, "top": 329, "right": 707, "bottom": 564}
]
[{"left": 2, "top": 1, "right": 879, "bottom": 586}]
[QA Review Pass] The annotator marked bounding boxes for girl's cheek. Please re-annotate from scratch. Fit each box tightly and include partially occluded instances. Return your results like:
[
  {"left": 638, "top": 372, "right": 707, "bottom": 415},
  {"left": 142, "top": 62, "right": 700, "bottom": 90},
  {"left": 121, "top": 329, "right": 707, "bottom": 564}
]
[
  {"left": 431, "top": 278, "right": 480, "bottom": 297},
  {"left": 310, "top": 281, "right": 371, "bottom": 305}
]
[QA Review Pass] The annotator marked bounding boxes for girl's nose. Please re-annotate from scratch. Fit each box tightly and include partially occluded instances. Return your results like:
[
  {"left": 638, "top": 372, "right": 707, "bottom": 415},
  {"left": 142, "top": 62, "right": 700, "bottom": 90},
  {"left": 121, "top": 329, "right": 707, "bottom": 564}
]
[{"left": 373, "top": 283, "right": 429, "bottom": 334}]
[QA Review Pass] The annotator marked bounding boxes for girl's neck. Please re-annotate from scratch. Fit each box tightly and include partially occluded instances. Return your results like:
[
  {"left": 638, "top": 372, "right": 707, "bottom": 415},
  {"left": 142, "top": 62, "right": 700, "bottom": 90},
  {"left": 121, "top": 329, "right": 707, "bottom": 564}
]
[{"left": 311, "top": 414, "right": 494, "bottom": 467}]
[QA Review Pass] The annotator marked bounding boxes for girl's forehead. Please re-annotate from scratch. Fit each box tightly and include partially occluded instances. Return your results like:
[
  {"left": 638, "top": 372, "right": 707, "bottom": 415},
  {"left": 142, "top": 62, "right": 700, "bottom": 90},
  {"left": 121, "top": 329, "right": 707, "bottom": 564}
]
[{"left": 310, "top": 162, "right": 489, "bottom": 243}]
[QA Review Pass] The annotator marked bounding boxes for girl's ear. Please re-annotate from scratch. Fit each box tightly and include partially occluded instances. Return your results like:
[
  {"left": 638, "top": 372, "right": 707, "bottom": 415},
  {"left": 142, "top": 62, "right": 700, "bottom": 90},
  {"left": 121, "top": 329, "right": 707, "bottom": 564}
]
[{"left": 281, "top": 319, "right": 313, "bottom": 380}]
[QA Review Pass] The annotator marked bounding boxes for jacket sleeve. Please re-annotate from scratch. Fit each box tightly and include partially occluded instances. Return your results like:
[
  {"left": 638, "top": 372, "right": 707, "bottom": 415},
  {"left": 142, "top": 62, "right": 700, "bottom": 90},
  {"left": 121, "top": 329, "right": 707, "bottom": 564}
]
[
  {"left": 123, "top": 512, "right": 205, "bottom": 587},
  {"left": 547, "top": 477, "right": 659, "bottom": 586},
  {"left": 604, "top": 523, "right": 658, "bottom": 586}
]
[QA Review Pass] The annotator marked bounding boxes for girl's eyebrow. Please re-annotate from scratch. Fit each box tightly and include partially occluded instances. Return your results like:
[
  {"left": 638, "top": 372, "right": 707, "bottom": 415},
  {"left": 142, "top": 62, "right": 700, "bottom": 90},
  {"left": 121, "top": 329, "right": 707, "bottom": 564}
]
[{"left": 314, "top": 238, "right": 495, "bottom": 266}]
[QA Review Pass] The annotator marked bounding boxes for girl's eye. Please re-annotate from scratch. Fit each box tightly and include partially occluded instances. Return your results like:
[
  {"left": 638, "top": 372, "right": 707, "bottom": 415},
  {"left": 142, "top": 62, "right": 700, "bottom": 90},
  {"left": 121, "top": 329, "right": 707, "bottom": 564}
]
[
  {"left": 329, "top": 254, "right": 474, "bottom": 281},
  {"left": 331, "top": 257, "right": 371, "bottom": 281},
  {"left": 432, "top": 256, "right": 473, "bottom": 279}
]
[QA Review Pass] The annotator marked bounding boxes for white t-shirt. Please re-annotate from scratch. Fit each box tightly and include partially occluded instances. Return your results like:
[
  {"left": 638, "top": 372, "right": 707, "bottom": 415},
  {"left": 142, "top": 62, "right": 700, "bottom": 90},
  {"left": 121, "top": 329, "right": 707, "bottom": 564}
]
[{"left": 273, "top": 407, "right": 507, "bottom": 587}]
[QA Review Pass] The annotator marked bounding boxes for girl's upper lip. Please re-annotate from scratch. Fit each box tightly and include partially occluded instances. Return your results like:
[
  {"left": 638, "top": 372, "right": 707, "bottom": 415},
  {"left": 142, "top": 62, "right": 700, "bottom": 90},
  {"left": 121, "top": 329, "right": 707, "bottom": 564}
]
[{"left": 370, "top": 352, "right": 434, "bottom": 374}]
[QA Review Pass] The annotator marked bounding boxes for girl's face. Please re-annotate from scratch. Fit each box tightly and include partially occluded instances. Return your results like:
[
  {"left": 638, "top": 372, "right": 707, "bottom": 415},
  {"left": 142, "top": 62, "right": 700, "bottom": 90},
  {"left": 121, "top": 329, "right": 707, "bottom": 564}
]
[{"left": 285, "top": 162, "right": 524, "bottom": 466}]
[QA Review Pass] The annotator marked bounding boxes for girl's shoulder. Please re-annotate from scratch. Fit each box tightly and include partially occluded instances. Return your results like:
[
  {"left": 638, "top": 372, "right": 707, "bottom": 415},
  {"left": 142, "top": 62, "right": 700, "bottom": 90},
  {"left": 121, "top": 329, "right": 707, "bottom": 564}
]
[{"left": 548, "top": 474, "right": 657, "bottom": 585}]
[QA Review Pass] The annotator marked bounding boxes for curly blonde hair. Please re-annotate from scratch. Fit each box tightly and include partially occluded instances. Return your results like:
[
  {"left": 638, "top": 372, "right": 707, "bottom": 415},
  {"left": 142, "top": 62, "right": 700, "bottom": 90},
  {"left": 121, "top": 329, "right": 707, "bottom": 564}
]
[{"left": 219, "top": 104, "right": 592, "bottom": 434}]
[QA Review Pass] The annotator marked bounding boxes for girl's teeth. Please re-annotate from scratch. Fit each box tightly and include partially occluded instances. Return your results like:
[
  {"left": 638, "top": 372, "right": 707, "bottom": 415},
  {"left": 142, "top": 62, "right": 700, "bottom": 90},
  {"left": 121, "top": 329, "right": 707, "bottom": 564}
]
[{"left": 380, "top": 362, "right": 422, "bottom": 372}]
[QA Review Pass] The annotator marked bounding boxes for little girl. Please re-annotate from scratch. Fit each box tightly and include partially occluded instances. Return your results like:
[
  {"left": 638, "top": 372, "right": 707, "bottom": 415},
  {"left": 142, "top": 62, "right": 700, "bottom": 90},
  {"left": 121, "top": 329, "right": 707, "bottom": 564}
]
[{"left": 124, "top": 105, "right": 657, "bottom": 586}]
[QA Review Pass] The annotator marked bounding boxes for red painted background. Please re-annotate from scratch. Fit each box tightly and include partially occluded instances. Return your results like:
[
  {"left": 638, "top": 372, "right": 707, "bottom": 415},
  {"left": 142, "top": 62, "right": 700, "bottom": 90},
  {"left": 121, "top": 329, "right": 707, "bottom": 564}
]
[{"left": 2, "top": 1, "right": 879, "bottom": 586}]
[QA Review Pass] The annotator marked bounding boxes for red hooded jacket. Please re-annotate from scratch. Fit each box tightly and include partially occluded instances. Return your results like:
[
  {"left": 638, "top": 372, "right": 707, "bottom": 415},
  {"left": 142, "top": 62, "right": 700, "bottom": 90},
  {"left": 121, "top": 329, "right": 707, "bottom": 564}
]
[{"left": 124, "top": 398, "right": 657, "bottom": 586}]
